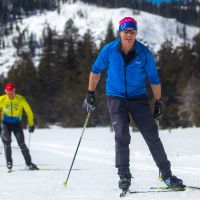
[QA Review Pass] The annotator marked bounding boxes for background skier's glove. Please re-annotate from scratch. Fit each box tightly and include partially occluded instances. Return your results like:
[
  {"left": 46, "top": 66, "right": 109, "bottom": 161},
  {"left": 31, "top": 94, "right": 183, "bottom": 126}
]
[
  {"left": 82, "top": 90, "right": 96, "bottom": 112},
  {"left": 28, "top": 125, "right": 35, "bottom": 133},
  {"left": 153, "top": 100, "right": 163, "bottom": 120}
]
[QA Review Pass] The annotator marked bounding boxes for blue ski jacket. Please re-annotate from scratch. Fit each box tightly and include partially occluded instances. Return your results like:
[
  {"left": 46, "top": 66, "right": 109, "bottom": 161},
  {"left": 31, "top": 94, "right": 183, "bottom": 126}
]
[{"left": 91, "top": 39, "right": 160, "bottom": 99}]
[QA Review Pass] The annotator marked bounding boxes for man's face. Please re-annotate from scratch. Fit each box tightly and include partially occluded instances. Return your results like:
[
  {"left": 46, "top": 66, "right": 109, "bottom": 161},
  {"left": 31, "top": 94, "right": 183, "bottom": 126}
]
[
  {"left": 6, "top": 90, "right": 15, "bottom": 99},
  {"left": 120, "top": 29, "right": 137, "bottom": 45}
]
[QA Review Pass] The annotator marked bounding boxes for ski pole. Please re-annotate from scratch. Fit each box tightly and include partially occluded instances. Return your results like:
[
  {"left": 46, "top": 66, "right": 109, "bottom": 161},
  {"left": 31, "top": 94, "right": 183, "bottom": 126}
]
[
  {"left": 63, "top": 112, "right": 91, "bottom": 187},
  {"left": 156, "top": 120, "right": 162, "bottom": 180},
  {"left": 27, "top": 131, "right": 32, "bottom": 150},
  {"left": 0, "top": 140, "right": 3, "bottom": 155},
  {"left": 0, "top": 125, "right": 3, "bottom": 155},
  {"left": 24, "top": 131, "right": 32, "bottom": 169}
]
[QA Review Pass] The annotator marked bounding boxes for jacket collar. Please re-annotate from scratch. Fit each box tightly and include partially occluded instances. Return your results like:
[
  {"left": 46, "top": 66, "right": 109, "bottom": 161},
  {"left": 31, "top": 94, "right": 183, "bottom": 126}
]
[{"left": 116, "top": 39, "right": 142, "bottom": 54}]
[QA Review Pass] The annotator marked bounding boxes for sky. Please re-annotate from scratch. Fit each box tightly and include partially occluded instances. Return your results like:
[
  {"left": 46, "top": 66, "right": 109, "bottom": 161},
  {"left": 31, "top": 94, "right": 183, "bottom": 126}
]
[
  {"left": 149, "top": 0, "right": 172, "bottom": 4},
  {"left": 0, "top": 126, "right": 200, "bottom": 200},
  {"left": 0, "top": 1, "right": 199, "bottom": 76}
]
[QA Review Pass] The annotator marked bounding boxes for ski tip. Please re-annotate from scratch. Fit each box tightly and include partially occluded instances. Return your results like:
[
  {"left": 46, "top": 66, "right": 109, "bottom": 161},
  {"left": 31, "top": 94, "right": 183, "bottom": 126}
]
[
  {"left": 63, "top": 181, "right": 67, "bottom": 187},
  {"left": 119, "top": 190, "right": 129, "bottom": 197}
]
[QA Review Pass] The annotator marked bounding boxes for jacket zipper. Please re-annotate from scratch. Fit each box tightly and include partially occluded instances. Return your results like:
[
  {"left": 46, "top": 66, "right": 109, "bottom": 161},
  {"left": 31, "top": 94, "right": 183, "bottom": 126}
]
[
  {"left": 124, "top": 63, "right": 128, "bottom": 98},
  {"left": 11, "top": 100, "right": 13, "bottom": 116},
  {"left": 121, "top": 50, "right": 137, "bottom": 98},
  {"left": 123, "top": 54, "right": 138, "bottom": 98}
]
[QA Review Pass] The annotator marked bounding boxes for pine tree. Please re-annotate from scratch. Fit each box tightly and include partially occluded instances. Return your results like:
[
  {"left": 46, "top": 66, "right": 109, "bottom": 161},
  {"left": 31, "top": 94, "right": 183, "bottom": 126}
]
[
  {"left": 37, "top": 25, "right": 58, "bottom": 126},
  {"left": 191, "top": 32, "right": 200, "bottom": 126},
  {"left": 157, "top": 40, "right": 180, "bottom": 128},
  {"left": 51, "top": 19, "right": 81, "bottom": 126},
  {"left": 104, "top": 20, "right": 116, "bottom": 44}
]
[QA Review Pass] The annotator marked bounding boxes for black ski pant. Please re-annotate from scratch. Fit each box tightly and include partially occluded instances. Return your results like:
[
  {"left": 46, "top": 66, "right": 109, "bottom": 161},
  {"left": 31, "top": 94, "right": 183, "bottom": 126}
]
[
  {"left": 1, "top": 122, "right": 32, "bottom": 166},
  {"left": 107, "top": 96, "right": 172, "bottom": 179}
]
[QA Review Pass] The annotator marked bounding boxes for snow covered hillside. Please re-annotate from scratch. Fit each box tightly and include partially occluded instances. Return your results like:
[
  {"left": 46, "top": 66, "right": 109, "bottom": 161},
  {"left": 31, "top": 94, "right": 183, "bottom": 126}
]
[
  {"left": 0, "top": 126, "right": 200, "bottom": 200},
  {"left": 0, "top": 1, "right": 200, "bottom": 75}
]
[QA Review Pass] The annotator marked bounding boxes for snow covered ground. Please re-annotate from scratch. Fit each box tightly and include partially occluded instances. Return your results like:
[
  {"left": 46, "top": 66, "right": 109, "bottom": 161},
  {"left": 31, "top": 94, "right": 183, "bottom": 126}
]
[{"left": 0, "top": 126, "right": 200, "bottom": 200}]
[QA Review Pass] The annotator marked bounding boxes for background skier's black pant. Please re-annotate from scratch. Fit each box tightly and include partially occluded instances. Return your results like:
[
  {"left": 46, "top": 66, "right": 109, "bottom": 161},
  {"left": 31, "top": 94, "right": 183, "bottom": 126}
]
[
  {"left": 107, "top": 96, "right": 172, "bottom": 179},
  {"left": 2, "top": 122, "right": 32, "bottom": 165}
]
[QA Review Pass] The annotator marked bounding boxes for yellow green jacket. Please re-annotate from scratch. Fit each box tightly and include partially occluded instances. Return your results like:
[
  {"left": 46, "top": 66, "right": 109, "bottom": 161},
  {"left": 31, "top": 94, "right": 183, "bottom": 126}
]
[{"left": 0, "top": 94, "right": 34, "bottom": 126}]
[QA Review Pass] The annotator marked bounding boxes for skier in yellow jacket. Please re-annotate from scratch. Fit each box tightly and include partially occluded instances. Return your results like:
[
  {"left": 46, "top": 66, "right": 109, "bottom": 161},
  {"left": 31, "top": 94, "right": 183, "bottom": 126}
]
[{"left": 0, "top": 83, "right": 38, "bottom": 170}]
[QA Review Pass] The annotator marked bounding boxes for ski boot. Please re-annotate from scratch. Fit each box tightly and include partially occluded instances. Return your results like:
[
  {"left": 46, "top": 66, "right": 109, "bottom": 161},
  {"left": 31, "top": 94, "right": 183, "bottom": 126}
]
[
  {"left": 119, "top": 172, "right": 132, "bottom": 197},
  {"left": 7, "top": 161, "right": 12, "bottom": 170},
  {"left": 163, "top": 175, "right": 185, "bottom": 189},
  {"left": 27, "top": 163, "right": 39, "bottom": 170},
  {"left": 7, "top": 161, "right": 13, "bottom": 173}
]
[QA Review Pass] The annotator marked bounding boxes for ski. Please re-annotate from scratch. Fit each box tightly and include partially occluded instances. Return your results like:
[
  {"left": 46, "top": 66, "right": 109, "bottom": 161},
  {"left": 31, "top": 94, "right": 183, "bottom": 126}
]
[
  {"left": 39, "top": 168, "right": 86, "bottom": 171},
  {"left": 8, "top": 169, "right": 13, "bottom": 173},
  {"left": 7, "top": 168, "right": 39, "bottom": 173},
  {"left": 129, "top": 189, "right": 184, "bottom": 194},
  {"left": 150, "top": 186, "right": 185, "bottom": 190},
  {"left": 150, "top": 185, "right": 200, "bottom": 191},
  {"left": 119, "top": 190, "right": 129, "bottom": 197},
  {"left": 6, "top": 168, "right": 86, "bottom": 172},
  {"left": 120, "top": 188, "right": 183, "bottom": 197},
  {"left": 38, "top": 168, "right": 66, "bottom": 171},
  {"left": 186, "top": 186, "right": 200, "bottom": 190}
]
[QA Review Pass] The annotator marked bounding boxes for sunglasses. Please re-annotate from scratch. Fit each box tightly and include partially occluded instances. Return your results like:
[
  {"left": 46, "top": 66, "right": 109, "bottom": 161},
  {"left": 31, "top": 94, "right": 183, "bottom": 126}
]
[
  {"left": 5, "top": 89, "right": 15, "bottom": 93},
  {"left": 122, "top": 29, "right": 137, "bottom": 34}
]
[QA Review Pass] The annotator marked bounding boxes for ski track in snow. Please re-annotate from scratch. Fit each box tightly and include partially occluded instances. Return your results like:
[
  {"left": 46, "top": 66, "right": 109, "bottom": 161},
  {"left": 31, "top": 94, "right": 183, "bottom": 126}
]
[{"left": 0, "top": 127, "right": 200, "bottom": 200}]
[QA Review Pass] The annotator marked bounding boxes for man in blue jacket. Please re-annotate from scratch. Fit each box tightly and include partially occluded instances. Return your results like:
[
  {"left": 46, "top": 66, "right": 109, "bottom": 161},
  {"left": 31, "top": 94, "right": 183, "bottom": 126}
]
[{"left": 83, "top": 17, "right": 184, "bottom": 191}]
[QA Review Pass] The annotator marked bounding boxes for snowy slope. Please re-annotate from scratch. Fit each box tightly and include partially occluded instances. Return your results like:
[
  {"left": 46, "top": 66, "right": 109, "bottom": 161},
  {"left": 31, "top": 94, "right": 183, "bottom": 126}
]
[
  {"left": 0, "top": 1, "right": 200, "bottom": 75},
  {"left": 0, "top": 126, "right": 200, "bottom": 200}
]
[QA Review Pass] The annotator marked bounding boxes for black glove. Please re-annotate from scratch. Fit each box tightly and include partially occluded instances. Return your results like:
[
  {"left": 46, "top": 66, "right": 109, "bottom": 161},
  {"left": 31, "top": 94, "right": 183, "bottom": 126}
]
[
  {"left": 82, "top": 90, "right": 96, "bottom": 112},
  {"left": 153, "top": 100, "right": 163, "bottom": 120},
  {"left": 29, "top": 125, "right": 35, "bottom": 133}
]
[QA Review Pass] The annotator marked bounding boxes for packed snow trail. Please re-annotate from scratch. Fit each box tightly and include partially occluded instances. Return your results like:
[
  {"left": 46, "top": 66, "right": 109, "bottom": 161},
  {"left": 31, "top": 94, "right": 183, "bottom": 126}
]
[{"left": 0, "top": 127, "right": 200, "bottom": 200}]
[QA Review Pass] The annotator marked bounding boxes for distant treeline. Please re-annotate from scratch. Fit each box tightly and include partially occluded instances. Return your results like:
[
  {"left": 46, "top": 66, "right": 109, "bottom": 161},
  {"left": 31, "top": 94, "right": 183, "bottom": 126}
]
[
  {"left": 0, "top": 19, "right": 200, "bottom": 129},
  {"left": 1, "top": 0, "right": 200, "bottom": 36},
  {"left": 80, "top": 0, "right": 200, "bottom": 27},
  {"left": 0, "top": 0, "right": 61, "bottom": 24},
  {"left": 0, "top": 0, "right": 69, "bottom": 36}
]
